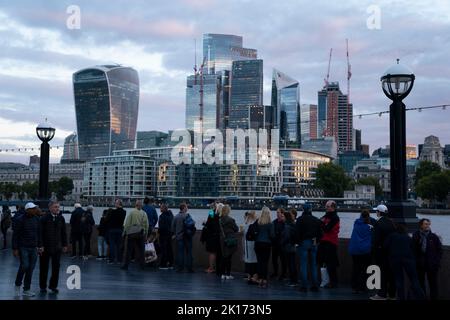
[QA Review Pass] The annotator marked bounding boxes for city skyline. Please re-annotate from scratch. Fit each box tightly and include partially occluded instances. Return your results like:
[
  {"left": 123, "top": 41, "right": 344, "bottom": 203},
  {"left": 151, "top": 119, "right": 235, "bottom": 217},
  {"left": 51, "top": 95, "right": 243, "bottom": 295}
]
[{"left": 0, "top": 0, "right": 449, "bottom": 164}]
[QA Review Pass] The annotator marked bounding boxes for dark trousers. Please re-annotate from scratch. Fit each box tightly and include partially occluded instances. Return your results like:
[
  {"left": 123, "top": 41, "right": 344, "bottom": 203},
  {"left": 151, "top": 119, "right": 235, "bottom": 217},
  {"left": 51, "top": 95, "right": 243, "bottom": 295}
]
[
  {"left": 220, "top": 254, "right": 233, "bottom": 276},
  {"left": 215, "top": 246, "right": 223, "bottom": 276},
  {"left": 176, "top": 238, "right": 193, "bottom": 271},
  {"left": 159, "top": 234, "right": 174, "bottom": 267},
  {"left": 390, "top": 257, "right": 425, "bottom": 300},
  {"left": 255, "top": 242, "right": 271, "bottom": 280},
  {"left": 375, "top": 249, "right": 396, "bottom": 298},
  {"left": 1, "top": 226, "right": 7, "bottom": 248},
  {"left": 71, "top": 232, "right": 82, "bottom": 257},
  {"left": 417, "top": 266, "right": 439, "bottom": 300},
  {"left": 82, "top": 232, "right": 92, "bottom": 256},
  {"left": 318, "top": 242, "right": 339, "bottom": 286},
  {"left": 351, "top": 254, "right": 372, "bottom": 291},
  {"left": 15, "top": 247, "right": 37, "bottom": 290},
  {"left": 108, "top": 229, "right": 123, "bottom": 263},
  {"left": 123, "top": 233, "right": 145, "bottom": 268},
  {"left": 271, "top": 245, "right": 287, "bottom": 277},
  {"left": 39, "top": 251, "right": 61, "bottom": 290},
  {"left": 245, "top": 263, "right": 258, "bottom": 277},
  {"left": 285, "top": 251, "right": 298, "bottom": 283}
]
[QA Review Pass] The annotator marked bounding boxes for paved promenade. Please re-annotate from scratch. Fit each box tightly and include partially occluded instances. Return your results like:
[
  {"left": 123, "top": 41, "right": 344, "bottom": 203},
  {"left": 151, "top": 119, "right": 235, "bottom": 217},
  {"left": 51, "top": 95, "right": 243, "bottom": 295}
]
[{"left": 0, "top": 249, "right": 366, "bottom": 300}]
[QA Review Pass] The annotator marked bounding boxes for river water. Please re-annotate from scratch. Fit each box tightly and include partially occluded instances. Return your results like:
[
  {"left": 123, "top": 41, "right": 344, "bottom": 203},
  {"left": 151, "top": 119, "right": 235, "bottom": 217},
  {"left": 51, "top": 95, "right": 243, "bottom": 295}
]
[{"left": 59, "top": 206, "right": 450, "bottom": 245}]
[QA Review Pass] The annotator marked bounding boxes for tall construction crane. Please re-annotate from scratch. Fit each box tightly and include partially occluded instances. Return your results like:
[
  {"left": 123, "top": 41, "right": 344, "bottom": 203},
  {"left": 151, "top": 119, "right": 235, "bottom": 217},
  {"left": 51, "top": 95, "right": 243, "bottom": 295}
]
[
  {"left": 346, "top": 39, "right": 352, "bottom": 151},
  {"left": 193, "top": 38, "right": 207, "bottom": 129},
  {"left": 324, "top": 48, "right": 333, "bottom": 87}
]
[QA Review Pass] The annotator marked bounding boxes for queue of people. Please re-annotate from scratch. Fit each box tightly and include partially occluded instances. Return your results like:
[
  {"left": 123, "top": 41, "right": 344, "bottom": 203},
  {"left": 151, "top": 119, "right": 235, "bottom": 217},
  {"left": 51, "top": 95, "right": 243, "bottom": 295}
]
[{"left": 6, "top": 198, "right": 444, "bottom": 300}]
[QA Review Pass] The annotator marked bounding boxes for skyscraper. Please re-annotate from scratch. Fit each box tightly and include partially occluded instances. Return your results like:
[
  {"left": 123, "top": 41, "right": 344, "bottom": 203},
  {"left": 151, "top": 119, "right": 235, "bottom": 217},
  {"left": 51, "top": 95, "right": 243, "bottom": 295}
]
[
  {"left": 61, "top": 133, "right": 79, "bottom": 163},
  {"left": 228, "top": 59, "right": 264, "bottom": 129},
  {"left": 271, "top": 69, "right": 300, "bottom": 147},
  {"left": 317, "top": 82, "right": 353, "bottom": 152},
  {"left": 73, "top": 65, "right": 139, "bottom": 161},
  {"left": 203, "top": 34, "right": 257, "bottom": 74},
  {"left": 300, "top": 104, "right": 318, "bottom": 142}
]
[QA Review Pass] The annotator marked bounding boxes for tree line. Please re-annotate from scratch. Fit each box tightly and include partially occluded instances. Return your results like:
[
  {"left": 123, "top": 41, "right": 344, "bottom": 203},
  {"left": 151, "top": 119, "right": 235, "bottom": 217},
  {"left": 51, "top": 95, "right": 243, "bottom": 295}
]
[{"left": 0, "top": 177, "right": 74, "bottom": 202}]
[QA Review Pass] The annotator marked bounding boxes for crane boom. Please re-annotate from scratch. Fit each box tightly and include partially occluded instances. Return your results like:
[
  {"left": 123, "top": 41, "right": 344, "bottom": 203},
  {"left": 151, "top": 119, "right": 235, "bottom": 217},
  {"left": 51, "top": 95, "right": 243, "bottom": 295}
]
[
  {"left": 324, "top": 48, "right": 333, "bottom": 87},
  {"left": 346, "top": 39, "right": 352, "bottom": 151}
]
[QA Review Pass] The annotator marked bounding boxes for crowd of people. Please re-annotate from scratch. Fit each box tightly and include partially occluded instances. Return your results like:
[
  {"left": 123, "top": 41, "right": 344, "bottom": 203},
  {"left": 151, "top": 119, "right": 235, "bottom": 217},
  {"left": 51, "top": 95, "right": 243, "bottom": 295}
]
[{"left": 0, "top": 198, "right": 444, "bottom": 300}]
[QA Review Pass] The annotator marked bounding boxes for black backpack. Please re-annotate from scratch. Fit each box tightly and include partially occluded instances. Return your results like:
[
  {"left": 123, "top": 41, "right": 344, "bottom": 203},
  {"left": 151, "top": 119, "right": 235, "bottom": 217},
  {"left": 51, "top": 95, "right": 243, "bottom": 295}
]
[{"left": 246, "top": 221, "right": 259, "bottom": 241}]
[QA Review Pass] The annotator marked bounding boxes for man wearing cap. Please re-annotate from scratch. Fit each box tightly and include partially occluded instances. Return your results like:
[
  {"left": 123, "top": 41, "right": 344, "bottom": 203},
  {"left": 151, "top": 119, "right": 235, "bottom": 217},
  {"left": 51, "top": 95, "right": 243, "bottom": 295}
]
[
  {"left": 370, "top": 204, "right": 396, "bottom": 300},
  {"left": 38, "top": 200, "right": 68, "bottom": 294},
  {"left": 12, "top": 202, "right": 41, "bottom": 297}
]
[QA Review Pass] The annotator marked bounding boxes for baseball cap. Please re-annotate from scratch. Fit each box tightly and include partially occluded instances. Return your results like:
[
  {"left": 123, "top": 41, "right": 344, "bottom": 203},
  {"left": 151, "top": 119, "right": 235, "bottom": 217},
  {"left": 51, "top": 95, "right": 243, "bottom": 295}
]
[
  {"left": 74, "top": 203, "right": 82, "bottom": 208},
  {"left": 25, "top": 202, "right": 37, "bottom": 210},
  {"left": 376, "top": 204, "right": 388, "bottom": 213}
]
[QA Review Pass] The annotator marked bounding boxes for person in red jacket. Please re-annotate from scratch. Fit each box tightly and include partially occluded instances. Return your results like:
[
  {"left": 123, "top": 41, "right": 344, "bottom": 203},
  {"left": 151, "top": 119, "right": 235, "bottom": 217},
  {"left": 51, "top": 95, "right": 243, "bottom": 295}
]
[{"left": 317, "top": 200, "right": 340, "bottom": 288}]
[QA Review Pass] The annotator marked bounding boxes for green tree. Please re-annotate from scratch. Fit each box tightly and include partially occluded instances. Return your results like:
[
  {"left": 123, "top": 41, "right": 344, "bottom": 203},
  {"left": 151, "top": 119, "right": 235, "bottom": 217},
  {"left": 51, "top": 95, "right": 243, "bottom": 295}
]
[
  {"left": 415, "top": 161, "right": 441, "bottom": 187},
  {"left": 21, "top": 181, "right": 39, "bottom": 200},
  {"left": 314, "top": 162, "right": 352, "bottom": 197},
  {"left": 0, "top": 183, "right": 19, "bottom": 200},
  {"left": 50, "top": 177, "right": 74, "bottom": 201},
  {"left": 357, "top": 176, "right": 383, "bottom": 198},
  {"left": 416, "top": 170, "right": 450, "bottom": 203}
]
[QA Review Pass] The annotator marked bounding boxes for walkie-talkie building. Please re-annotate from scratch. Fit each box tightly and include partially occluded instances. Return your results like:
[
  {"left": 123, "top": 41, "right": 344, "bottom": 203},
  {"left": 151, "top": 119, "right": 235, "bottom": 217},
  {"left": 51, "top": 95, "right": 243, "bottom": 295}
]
[{"left": 73, "top": 65, "right": 139, "bottom": 161}]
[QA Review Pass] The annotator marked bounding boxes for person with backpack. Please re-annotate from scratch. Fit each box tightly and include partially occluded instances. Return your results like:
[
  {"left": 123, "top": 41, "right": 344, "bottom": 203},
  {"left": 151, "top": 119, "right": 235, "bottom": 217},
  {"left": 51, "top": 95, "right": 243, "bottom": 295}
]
[
  {"left": 172, "top": 203, "right": 195, "bottom": 273},
  {"left": 281, "top": 209, "right": 298, "bottom": 287},
  {"left": 296, "top": 203, "right": 322, "bottom": 293},
  {"left": 143, "top": 197, "right": 158, "bottom": 236},
  {"left": 253, "top": 206, "right": 275, "bottom": 288},
  {"left": 243, "top": 210, "right": 258, "bottom": 283},
  {"left": 38, "top": 201, "right": 68, "bottom": 295},
  {"left": 96, "top": 209, "right": 110, "bottom": 260},
  {"left": 348, "top": 209, "right": 374, "bottom": 294},
  {"left": 81, "top": 205, "right": 95, "bottom": 260},
  {"left": 271, "top": 208, "right": 287, "bottom": 280},
  {"left": 158, "top": 203, "right": 174, "bottom": 270},
  {"left": 218, "top": 205, "right": 239, "bottom": 280},
  {"left": 69, "top": 203, "right": 84, "bottom": 259},
  {"left": 1, "top": 205, "right": 12, "bottom": 249}
]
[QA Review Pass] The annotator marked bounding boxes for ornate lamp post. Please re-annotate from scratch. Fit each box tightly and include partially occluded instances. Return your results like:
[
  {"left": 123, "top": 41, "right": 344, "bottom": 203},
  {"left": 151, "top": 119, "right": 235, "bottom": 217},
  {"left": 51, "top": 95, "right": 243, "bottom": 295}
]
[
  {"left": 36, "top": 120, "right": 55, "bottom": 208},
  {"left": 380, "top": 59, "right": 418, "bottom": 229}
]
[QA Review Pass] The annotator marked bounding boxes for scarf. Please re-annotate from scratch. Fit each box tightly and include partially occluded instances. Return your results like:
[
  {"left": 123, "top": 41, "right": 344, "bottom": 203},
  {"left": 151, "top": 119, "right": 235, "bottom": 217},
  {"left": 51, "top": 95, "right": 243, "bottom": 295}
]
[{"left": 419, "top": 230, "right": 430, "bottom": 253}]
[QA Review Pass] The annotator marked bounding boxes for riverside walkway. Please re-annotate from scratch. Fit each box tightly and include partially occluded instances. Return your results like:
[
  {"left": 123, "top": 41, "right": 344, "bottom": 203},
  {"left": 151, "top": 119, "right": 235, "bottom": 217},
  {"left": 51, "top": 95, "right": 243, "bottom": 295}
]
[{"left": 0, "top": 249, "right": 364, "bottom": 300}]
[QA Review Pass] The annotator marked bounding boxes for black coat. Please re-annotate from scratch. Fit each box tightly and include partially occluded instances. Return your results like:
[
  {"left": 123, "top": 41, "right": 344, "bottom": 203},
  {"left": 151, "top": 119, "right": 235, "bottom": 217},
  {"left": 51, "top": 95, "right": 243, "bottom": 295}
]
[
  {"left": 372, "top": 216, "right": 396, "bottom": 251},
  {"left": 295, "top": 212, "right": 323, "bottom": 243},
  {"left": 70, "top": 207, "right": 84, "bottom": 234},
  {"left": 39, "top": 213, "right": 68, "bottom": 254},
  {"left": 80, "top": 211, "right": 95, "bottom": 234},
  {"left": 201, "top": 213, "right": 221, "bottom": 253},
  {"left": 97, "top": 217, "right": 108, "bottom": 237},
  {"left": 272, "top": 218, "right": 285, "bottom": 247},
  {"left": 12, "top": 214, "right": 40, "bottom": 249},
  {"left": 412, "top": 230, "right": 443, "bottom": 272},
  {"left": 219, "top": 216, "right": 239, "bottom": 258},
  {"left": 158, "top": 210, "right": 174, "bottom": 236},
  {"left": 107, "top": 208, "right": 126, "bottom": 230}
]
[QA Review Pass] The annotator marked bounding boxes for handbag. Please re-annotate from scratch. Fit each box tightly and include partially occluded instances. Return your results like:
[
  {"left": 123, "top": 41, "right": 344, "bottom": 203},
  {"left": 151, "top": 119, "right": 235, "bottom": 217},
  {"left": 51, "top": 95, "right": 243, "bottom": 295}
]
[{"left": 320, "top": 265, "right": 330, "bottom": 288}]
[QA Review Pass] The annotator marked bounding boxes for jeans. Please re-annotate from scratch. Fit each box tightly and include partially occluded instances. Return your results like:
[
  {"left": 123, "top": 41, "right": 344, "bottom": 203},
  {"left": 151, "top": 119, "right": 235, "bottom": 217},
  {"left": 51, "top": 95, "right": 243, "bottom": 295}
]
[
  {"left": 298, "top": 239, "right": 318, "bottom": 288},
  {"left": 97, "top": 236, "right": 108, "bottom": 257},
  {"left": 15, "top": 247, "right": 38, "bottom": 290},
  {"left": 351, "top": 254, "right": 372, "bottom": 291},
  {"left": 176, "top": 238, "right": 193, "bottom": 271},
  {"left": 108, "top": 229, "right": 123, "bottom": 263},
  {"left": 39, "top": 251, "right": 61, "bottom": 290},
  {"left": 390, "top": 257, "right": 425, "bottom": 300},
  {"left": 159, "top": 234, "right": 174, "bottom": 267},
  {"left": 220, "top": 254, "right": 233, "bottom": 276},
  {"left": 255, "top": 242, "right": 271, "bottom": 280},
  {"left": 71, "top": 232, "right": 83, "bottom": 257},
  {"left": 417, "top": 266, "right": 439, "bottom": 300},
  {"left": 285, "top": 251, "right": 297, "bottom": 283}
]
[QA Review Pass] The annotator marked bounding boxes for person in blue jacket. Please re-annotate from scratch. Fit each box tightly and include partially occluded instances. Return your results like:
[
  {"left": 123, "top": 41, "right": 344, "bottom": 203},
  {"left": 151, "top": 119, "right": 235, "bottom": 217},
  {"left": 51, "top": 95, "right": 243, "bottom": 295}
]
[{"left": 348, "top": 209, "right": 374, "bottom": 293}]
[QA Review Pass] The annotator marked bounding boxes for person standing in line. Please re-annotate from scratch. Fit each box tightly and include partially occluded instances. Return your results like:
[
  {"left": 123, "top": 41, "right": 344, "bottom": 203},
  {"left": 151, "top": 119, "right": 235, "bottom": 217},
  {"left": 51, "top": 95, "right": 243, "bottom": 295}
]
[
  {"left": 201, "top": 202, "right": 222, "bottom": 274},
  {"left": 254, "top": 206, "right": 275, "bottom": 288},
  {"left": 121, "top": 200, "right": 148, "bottom": 271},
  {"left": 38, "top": 201, "right": 68, "bottom": 295},
  {"left": 412, "top": 218, "right": 443, "bottom": 300},
  {"left": 143, "top": 197, "right": 158, "bottom": 236},
  {"left": 69, "top": 203, "right": 84, "bottom": 259},
  {"left": 243, "top": 211, "right": 258, "bottom": 283},
  {"left": 172, "top": 203, "right": 195, "bottom": 273},
  {"left": 1, "top": 205, "right": 12, "bottom": 249},
  {"left": 12, "top": 202, "right": 41, "bottom": 297},
  {"left": 271, "top": 208, "right": 287, "bottom": 280},
  {"left": 281, "top": 210, "right": 298, "bottom": 287},
  {"left": 317, "top": 200, "right": 340, "bottom": 289},
  {"left": 218, "top": 205, "right": 239, "bottom": 280},
  {"left": 296, "top": 203, "right": 322, "bottom": 293},
  {"left": 96, "top": 209, "right": 110, "bottom": 260},
  {"left": 370, "top": 204, "right": 397, "bottom": 300},
  {"left": 80, "top": 205, "right": 95, "bottom": 260},
  {"left": 158, "top": 203, "right": 174, "bottom": 270},
  {"left": 385, "top": 223, "right": 425, "bottom": 300},
  {"left": 106, "top": 199, "right": 126, "bottom": 264},
  {"left": 348, "top": 209, "right": 374, "bottom": 294}
]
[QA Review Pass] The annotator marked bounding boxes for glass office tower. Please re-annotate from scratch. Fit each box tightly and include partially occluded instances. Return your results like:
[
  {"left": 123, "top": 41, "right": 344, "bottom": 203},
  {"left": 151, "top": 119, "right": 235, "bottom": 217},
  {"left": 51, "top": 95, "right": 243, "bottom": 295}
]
[
  {"left": 73, "top": 65, "right": 139, "bottom": 161},
  {"left": 271, "top": 69, "right": 300, "bottom": 147},
  {"left": 228, "top": 60, "right": 264, "bottom": 129}
]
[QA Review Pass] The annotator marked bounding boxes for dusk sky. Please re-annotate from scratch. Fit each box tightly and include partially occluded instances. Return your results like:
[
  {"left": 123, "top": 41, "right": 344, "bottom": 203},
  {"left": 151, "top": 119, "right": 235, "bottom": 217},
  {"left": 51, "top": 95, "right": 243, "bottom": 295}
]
[{"left": 0, "top": 0, "right": 449, "bottom": 164}]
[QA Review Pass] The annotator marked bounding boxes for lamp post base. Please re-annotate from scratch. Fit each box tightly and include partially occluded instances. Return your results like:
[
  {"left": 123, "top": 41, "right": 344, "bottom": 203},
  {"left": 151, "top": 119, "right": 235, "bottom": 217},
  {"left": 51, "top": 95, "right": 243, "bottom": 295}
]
[{"left": 386, "top": 200, "right": 418, "bottom": 231}]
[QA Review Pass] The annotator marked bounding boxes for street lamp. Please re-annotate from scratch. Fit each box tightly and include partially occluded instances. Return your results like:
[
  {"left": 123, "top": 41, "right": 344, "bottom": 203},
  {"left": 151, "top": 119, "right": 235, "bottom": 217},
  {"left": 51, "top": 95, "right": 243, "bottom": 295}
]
[
  {"left": 380, "top": 58, "right": 418, "bottom": 229},
  {"left": 36, "top": 120, "right": 55, "bottom": 208}
]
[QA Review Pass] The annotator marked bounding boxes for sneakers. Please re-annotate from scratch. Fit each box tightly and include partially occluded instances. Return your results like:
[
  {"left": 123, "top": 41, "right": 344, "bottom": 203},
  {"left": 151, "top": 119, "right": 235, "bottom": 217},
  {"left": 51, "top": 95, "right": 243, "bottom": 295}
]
[
  {"left": 221, "top": 275, "right": 227, "bottom": 280},
  {"left": 82, "top": 256, "right": 89, "bottom": 260},
  {"left": 96, "top": 256, "right": 103, "bottom": 260},
  {"left": 159, "top": 267, "right": 169, "bottom": 270},
  {"left": 15, "top": 286, "right": 21, "bottom": 297},
  {"left": 287, "top": 282, "right": 298, "bottom": 287},
  {"left": 22, "top": 290, "right": 35, "bottom": 297},
  {"left": 226, "top": 275, "right": 234, "bottom": 280},
  {"left": 370, "top": 294, "right": 388, "bottom": 301},
  {"left": 107, "top": 260, "right": 114, "bottom": 265},
  {"left": 49, "top": 288, "right": 59, "bottom": 294}
]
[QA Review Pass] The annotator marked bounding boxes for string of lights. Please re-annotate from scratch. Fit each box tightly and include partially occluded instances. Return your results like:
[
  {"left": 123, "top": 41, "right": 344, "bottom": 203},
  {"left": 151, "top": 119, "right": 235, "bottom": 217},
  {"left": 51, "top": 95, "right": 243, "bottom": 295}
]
[{"left": 0, "top": 104, "right": 448, "bottom": 154}]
